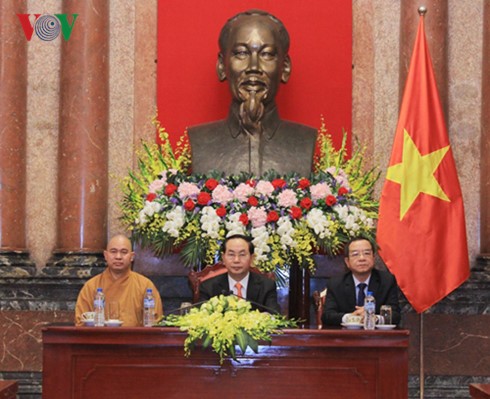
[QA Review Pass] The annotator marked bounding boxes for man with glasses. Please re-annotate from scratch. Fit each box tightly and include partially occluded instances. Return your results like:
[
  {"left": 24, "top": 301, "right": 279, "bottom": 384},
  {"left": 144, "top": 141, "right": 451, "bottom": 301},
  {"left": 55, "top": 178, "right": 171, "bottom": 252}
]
[
  {"left": 198, "top": 234, "right": 281, "bottom": 313},
  {"left": 322, "top": 236, "right": 401, "bottom": 327}
]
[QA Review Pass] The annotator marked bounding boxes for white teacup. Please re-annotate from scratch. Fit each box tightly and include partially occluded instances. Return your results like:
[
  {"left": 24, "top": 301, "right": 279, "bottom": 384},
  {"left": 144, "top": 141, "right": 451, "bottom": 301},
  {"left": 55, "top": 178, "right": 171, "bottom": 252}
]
[
  {"left": 81, "top": 311, "right": 95, "bottom": 321},
  {"left": 345, "top": 314, "right": 362, "bottom": 324}
]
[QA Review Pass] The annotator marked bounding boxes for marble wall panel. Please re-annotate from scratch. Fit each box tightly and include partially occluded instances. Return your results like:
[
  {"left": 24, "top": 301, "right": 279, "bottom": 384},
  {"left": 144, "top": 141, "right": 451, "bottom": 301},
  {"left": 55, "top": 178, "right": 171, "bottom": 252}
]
[{"left": 0, "top": 311, "right": 72, "bottom": 372}]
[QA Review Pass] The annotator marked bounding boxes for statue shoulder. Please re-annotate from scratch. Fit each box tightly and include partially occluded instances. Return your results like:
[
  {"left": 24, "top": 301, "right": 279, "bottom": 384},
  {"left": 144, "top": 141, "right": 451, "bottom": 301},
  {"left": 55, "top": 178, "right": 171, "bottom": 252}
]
[
  {"left": 188, "top": 120, "right": 228, "bottom": 140},
  {"left": 280, "top": 120, "right": 318, "bottom": 142}
]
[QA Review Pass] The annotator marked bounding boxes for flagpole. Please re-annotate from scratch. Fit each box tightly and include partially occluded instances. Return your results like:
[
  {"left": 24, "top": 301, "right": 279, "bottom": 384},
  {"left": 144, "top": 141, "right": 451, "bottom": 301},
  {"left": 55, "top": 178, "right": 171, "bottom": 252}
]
[
  {"left": 417, "top": 7, "right": 427, "bottom": 399},
  {"left": 420, "top": 312, "right": 424, "bottom": 399}
]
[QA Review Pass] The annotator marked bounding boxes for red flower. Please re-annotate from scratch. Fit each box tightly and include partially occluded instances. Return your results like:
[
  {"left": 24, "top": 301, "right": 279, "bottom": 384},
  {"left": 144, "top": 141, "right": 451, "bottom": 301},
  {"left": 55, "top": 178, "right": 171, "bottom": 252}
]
[
  {"left": 325, "top": 195, "right": 337, "bottom": 206},
  {"left": 247, "top": 196, "right": 259, "bottom": 206},
  {"left": 164, "top": 183, "right": 177, "bottom": 196},
  {"left": 205, "top": 178, "right": 219, "bottom": 191},
  {"left": 184, "top": 199, "right": 195, "bottom": 211},
  {"left": 267, "top": 210, "right": 279, "bottom": 223},
  {"left": 290, "top": 206, "right": 303, "bottom": 219},
  {"left": 197, "top": 192, "right": 212, "bottom": 205},
  {"left": 338, "top": 186, "right": 349, "bottom": 196},
  {"left": 146, "top": 193, "right": 157, "bottom": 202},
  {"left": 246, "top": 179, "right": 256, "bottom": 187},
  {"left": 271, "top": 178, "right": 287, "bottom": 189},
  {"left": 216, "top": 206, "right": 227, "bottom": 217},
  {"left": 298, "top": 178, "right": 311, "bottom": 190},
  {"left": 239, "top": 213, "right": 249, "bottom": 225},
  {"left": 299, "top": 197, "right": 313, "bottom": 210}
]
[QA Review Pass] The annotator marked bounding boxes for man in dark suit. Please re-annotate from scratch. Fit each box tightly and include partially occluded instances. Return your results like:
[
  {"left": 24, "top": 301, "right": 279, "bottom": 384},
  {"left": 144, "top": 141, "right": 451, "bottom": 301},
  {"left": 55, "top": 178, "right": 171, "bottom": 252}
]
[
  {"left": 199, "top": 234, "right": 281, "bottom": 314},
  {"left": 188, "top": 9, "right": 317, "bottom": 177},
  {"left": 322, "top": 237, "right": 401, "bottom": 327}
]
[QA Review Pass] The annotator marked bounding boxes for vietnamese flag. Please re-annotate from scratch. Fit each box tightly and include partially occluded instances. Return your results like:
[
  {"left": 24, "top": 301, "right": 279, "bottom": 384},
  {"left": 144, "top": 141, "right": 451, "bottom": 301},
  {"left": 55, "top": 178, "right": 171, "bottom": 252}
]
[{"left": 376, "top": 14, "right": 470, "bottom": 313}]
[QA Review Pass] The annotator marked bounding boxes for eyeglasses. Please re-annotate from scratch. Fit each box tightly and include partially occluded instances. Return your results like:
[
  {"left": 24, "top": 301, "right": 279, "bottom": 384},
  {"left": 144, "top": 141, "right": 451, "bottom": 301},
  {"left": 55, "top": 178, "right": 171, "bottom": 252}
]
[{"left": 349, "top": 250, "right": 373, "bottom": 258}]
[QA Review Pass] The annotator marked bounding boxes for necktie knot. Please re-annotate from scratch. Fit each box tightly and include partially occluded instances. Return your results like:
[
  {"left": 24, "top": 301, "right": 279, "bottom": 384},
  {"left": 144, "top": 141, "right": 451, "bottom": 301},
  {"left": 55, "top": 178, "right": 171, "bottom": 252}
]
[
  {"left": 357, "top": 283, "right": 367, "bottom": 306},
  {"left": 235, "top": 282, "right": 243, "bottom": 298}
]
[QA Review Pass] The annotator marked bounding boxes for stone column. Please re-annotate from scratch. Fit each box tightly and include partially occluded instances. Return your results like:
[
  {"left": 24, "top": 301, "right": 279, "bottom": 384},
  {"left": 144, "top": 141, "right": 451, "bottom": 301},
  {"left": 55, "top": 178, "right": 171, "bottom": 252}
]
[
  {"left": 478, "top": 0, "right": 490, "bottom": 265},
  {"left": 400, "top": 0, "right": 448, "bottom": 116},
  {"left": 0, "top": 0, "right": 35, "bottom": 274},
  {"left": 46, "top": 0, "right": 109, "bottom": 271}
]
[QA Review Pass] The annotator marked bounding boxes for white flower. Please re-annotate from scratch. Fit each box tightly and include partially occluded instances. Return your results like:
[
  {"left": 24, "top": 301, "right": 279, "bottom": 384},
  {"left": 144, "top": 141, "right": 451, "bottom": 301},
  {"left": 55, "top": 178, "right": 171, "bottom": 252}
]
[
  {"left": 225, "top": 213, "right": 245, "bottom": 236},
  {"left": 162, "top": 206, "right": 185, "bottom": 237},
  {"left": 306, "top": 208, "right": 332, "bottom": 239},
  {"left": 200, "top": 206, "right": 222, "bottom": 239},
  {"left": 136, "top": 201, "right": 162, "bottom": 225},
  {"left": 276, "top": 217, "right": 297, "bottom": 249},
  {"left": 251, "top": 226, "right": 270, "bottom": 262},
  {"left": 334, "top": 204, "right": 372, "bottom": 236}
]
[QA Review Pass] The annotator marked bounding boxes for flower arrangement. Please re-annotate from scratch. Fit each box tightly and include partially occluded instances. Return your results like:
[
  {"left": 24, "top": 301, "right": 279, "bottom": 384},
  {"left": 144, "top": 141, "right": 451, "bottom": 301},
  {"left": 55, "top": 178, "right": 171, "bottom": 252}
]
[
  {"left": 120, "top": 117, "right": 379, "bottom": 273},
  {"left": 159, "top": 294, "right": 297, "bottom": 364}
]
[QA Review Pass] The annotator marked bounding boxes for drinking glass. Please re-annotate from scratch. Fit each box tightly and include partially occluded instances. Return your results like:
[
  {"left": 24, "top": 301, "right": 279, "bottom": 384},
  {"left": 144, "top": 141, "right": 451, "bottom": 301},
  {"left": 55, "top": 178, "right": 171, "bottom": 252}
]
[
  {"left": 380, "top": 305, "right": 392, "bottom": 325},
  {"left": 107, "top": 301, "right": 120, "bottom": 322}
]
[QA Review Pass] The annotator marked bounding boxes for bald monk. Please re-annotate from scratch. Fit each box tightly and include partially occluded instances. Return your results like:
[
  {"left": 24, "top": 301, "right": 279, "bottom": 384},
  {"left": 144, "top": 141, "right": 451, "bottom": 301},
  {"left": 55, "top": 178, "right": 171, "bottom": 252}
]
[
  {"left": 75, "top": 234, "right": 163, "bottom": 326},
  {"left": 188, "top": 9, "right": 317, "bottom": 177}
]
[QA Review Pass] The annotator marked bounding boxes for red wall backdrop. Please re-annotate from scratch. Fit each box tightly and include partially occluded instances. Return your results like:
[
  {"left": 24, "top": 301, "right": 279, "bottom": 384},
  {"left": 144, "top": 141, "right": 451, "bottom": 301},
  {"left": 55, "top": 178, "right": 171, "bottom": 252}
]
[{"left": 157, "top": 0, "right": 352, "bottom": 150}]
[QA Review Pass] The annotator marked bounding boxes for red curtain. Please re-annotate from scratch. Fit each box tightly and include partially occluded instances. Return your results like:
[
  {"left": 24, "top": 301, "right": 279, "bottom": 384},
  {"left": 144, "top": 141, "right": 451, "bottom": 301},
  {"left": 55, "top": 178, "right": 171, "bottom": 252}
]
[{"left": 157, "top": 0, "right": 352, "bottom": 150}]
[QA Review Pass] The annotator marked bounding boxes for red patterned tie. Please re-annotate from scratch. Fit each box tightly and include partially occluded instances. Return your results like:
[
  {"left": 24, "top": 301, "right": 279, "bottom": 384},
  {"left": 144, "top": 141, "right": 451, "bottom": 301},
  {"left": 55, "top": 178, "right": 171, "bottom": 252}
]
[{"left": 235, "top": 282, "right": 243, "bottom": 298}]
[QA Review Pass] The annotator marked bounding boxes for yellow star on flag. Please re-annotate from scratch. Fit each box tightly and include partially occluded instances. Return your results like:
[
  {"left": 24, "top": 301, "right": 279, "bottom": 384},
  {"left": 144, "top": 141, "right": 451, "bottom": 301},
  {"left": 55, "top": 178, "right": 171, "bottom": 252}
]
[{"left": 386, "top": 129, "right": 450, "bottom": 220}]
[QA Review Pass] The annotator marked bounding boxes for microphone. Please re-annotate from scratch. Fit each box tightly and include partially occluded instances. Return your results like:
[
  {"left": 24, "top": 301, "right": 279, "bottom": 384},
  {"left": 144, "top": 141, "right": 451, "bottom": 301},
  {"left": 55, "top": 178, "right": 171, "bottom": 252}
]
[
  {"left": 163, "top": 299, "right": 211, "bottom": 316},
  {"left": 220, "top": 290, "right": 281, "bottom": 315}
]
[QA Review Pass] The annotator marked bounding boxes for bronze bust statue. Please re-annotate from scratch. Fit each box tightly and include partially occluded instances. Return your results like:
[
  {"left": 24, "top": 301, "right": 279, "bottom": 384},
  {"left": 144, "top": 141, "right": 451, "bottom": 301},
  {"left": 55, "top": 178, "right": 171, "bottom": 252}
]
[{"left": 188, "top": 9, "right": 317, "bottom": 177}]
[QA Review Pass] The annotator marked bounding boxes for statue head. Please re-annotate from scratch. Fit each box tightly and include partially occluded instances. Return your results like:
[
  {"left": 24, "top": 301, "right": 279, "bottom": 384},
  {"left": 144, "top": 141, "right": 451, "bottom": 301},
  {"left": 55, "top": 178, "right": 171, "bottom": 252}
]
[{"left": 216, "top": 10, "right": 292, "bottom": 132}]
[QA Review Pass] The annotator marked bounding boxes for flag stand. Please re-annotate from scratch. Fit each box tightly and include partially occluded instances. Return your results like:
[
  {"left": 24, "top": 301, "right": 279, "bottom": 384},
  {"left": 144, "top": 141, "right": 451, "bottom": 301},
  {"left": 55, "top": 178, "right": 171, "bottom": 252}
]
[{"left": 419, "top": 312, "right": 425, "bottom": 399}]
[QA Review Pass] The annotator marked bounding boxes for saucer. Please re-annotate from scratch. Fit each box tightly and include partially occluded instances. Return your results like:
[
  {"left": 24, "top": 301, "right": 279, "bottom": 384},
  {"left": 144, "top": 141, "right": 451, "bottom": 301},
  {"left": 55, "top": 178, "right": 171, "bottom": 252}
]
[
  {"left": 341, "top": 322, "right": 363, "bottom": 330},
  {"left": 105, "top": 320, "right": 123, "bottom": 327},
  {"left": 375, "top": 324, "right": 396, "bottom": 330}
]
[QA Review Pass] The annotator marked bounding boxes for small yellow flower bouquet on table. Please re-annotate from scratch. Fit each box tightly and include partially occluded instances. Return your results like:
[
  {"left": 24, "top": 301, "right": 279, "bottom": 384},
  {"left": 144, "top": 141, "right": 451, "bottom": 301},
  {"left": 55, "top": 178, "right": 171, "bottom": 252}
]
[{"left": 158, "top": 295, "right": 297, "bottom": 364}]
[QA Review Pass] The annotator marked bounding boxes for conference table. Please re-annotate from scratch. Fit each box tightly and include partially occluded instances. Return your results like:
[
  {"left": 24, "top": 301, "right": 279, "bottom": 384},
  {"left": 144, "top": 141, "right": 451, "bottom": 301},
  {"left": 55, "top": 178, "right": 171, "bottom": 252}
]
[{"left": 42, "top": 326, "right": 409, "bottom": 399}]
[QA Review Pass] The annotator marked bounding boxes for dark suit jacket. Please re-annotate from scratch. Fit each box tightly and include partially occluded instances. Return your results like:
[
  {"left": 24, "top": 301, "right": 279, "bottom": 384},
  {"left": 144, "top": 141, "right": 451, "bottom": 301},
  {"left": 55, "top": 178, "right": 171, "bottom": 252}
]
[
  {"left": 198, "top": 272, "right": 281, "bottom": 314},
  {"left": 322, "top": 269, "right": 401, "bottom": 326}
]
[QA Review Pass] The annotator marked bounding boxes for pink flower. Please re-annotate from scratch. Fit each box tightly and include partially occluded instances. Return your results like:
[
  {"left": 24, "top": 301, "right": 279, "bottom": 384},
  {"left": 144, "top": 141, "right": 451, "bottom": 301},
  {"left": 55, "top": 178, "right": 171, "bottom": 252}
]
[
  {"left": 277, "top": 189, "right": 298, "bottom": 207},
  {"left": 233, "top": 183, "right": 255, "bottom": 202},
  {"left": 247, "top": 206, "right": 268, "bottom": 228},
  {"left": 177, "top": 182, "right": 200, "bottom": 199},
  {"left": 148, "top": 177, "right": 167, "bottom": 194},
  {"left": 212, "top": 184, "right": 234, "bottom": 204},
  {"left": 310, "top": 182, "right": 332, "bottom": 201},
  {"left": 255, "top": 180, "right": 274, "bottom": 197}
]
